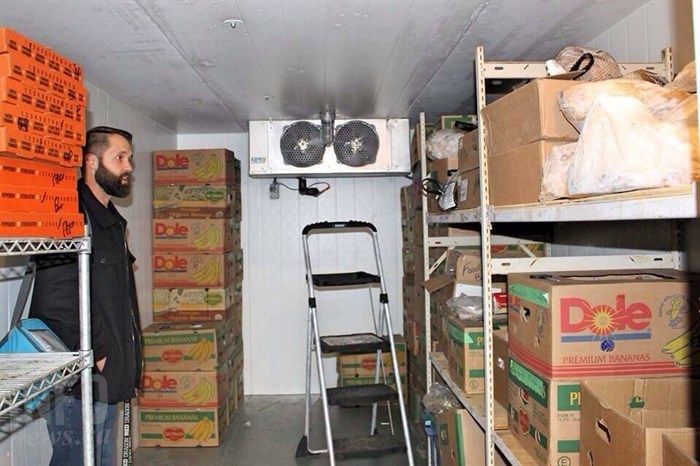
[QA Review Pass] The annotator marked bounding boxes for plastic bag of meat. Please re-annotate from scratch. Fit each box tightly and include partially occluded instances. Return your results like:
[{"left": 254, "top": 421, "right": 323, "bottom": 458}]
[
  {"left": 567, "top": 94, "right": 699, "bottom": 196},
  {"left": 539, "top": 142, "right": 578, "bottom": 202},
  {"left": 558, "top": 78, "right": 689, "bottom": 132},
  {"left": 426, "top": 129, "right": 465, "bottom": 160}
]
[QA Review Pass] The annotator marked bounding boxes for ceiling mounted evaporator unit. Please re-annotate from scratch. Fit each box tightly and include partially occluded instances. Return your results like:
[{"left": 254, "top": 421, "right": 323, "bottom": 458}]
[
  {"left": 278, "top": 110, "right": 380, "bottom": 169},
  {"left": 249, "top": 117, "right": 409, "bottom": 178}
]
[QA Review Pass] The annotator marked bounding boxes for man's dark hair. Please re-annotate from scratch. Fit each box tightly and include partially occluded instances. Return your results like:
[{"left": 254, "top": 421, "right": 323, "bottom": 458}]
[{"left": 83, "top": 126, "right": 133, "bottom": 164}]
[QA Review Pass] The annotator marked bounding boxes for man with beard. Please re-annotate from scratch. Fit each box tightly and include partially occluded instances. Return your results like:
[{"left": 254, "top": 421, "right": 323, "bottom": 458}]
[{"left": 30, "top": 126, "right": 143, "bottom": 466}]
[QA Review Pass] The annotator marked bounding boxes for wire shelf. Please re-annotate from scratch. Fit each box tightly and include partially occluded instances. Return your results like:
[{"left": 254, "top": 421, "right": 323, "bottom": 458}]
[
  {"left": 0, "top": 353, "right": 89, "bottom": 417},
  {"left": 0, "top": 237, "right": 90, "bottom": 256}
]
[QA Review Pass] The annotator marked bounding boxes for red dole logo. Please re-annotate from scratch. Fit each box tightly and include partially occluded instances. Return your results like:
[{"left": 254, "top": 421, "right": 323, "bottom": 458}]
[{"left": 560, "top": 295, "right": 651, "bottom": 341}]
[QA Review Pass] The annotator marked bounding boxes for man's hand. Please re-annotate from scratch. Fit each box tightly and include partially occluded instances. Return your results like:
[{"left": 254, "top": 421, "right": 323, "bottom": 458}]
[{"left": 96, "top": 357, "right": 106, "bottom": 372}]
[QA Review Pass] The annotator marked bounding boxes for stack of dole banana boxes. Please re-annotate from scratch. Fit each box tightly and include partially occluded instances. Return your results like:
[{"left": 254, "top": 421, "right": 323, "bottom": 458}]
[
  {"left": 0, "top": 27, "right": 86, "bottom": 239},
  {"left": 139, "top": 148, "right": 244, "bottom": 447}
]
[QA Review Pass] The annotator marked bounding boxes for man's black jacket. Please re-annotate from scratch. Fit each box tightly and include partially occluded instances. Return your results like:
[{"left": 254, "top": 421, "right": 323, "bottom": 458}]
[{"left": 30, "top": 179, "right": 143, "bottom": 403}]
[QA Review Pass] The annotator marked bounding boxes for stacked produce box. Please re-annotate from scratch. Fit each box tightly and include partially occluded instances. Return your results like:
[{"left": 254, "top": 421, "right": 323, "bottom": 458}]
[
  {"left": 139, "top": 148, "right": 243, "bottom": 447},
  {"left": 0, "top": 27, "right": 86, "bottom": 238}
]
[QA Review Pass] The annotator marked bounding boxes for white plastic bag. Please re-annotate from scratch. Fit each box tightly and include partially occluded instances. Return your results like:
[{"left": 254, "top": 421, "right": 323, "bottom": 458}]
[
  {"left": 446, "top": 294, "right": 483, "bottom": 320},
  {"left": 558, "top": 78, "right": 690, "bottom": 132},
  {"left": 426, "top": 129, "right": 465, "bottom": 160},
  {"left": 539, "top": 142, "right": 578, "bottom": 201},
  {"left": 567, "top": 94, "right": 699, "bottom": 196}
]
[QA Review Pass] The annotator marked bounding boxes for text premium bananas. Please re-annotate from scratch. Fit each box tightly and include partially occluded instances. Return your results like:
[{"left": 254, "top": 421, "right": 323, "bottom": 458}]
[
  {"left": 191, "top": 259, "right": 221, "bottom": 284},
  {"left": 663, "top": 318, "right": 700, "bottom": 367},
  {"left": 192, "top": 154, "right": 224, "bottom": 180},
  {"left": 186, "top": 338, "right": 214, "bottom": 363},
  {"left": 182, "top": 378, "right": 216, "bottom": 404},
  {"left": 187, "top": 417, "right": 215, "bottom": 442},
  {"left": 192, "top": 225, "right": 223, "bottom": 250}
]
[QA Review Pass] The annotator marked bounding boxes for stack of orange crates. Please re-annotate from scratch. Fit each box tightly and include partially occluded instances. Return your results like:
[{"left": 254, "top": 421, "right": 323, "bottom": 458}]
[{"left": 0, "top": 27, "right": 87, "bottom": 238}]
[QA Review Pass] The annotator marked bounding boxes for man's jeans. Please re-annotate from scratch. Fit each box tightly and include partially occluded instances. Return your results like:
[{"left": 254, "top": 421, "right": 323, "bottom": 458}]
[{"left": 43, "top": 395, "right": 118, "bottom": 466}]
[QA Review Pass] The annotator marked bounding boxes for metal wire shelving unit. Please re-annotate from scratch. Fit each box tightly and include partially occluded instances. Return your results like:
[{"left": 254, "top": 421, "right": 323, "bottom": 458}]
[{"left": 0, "top": 236, "right": 95, "bottom": 466}]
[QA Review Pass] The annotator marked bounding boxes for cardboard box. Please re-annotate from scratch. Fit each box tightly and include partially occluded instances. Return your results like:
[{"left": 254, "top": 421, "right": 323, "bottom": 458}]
[
  {"left": 153, "top": 283, "right": 241, "bottom": 323},
  {"left": 482, "top": 78, "right": 579, "bottom": 155},
  {"left": 139, "top": 368, "right": 230, "bottom": 408},
  {"left": 436, "top": 409, "right": 509, "bottom": 466},
  {"left": 489, "top": 141, "right": 569, "bottom": 206},
  {"left": 493, "top": 327, "right": 509, "bottom": 409},
  {"left": 0, "top": 185, "right": 77, "bottom": 214},
  {"left": 0, "top": 155, "right": 78, "bottom": 191},
  {"left": 580, "top": 378, "right": 700, "bottom": 466},
  {"left": 456, "top": 168, "right": 480, "bottom": 210},
  {"left": 337, "top": 337, "right": 407, "bottom": 377},
  {"left": 428, "top": 157, "right": 459, "bottom": 213},
  {"left": 152, "top": 251, "right": 240, "bottom": 288},
  {"left": 458, "top": 130, "right": 479, "bottom": 173},
  {"left": 153, "top": 184, "right": 238, "bottom": 219},
  {"left": 508, "top": 270, "right": 700, "bottom": 379},
  {"left": 508, "top": 355, "right": 583, "bottom": 466},
  {"left": 152, "top": 218, "right": 241, "bottom": 252},
  {"left": 142, "top": 321, "right": 235, "bottom": 371},
  {"left": 153, "top": 148, "right": 240, "bottom": 186},
  {"left": 138, "top": 406, "right": 227, "bottom": 447},
  {"left": 662, "top": 430, "right": 700, "bottom": 466},
  {"left": 446, "top": 315, "right": 508, "bottom": 395}
]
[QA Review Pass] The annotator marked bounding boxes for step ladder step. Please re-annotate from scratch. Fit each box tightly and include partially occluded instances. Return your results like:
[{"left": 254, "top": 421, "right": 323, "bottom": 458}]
[
  {"left": 334, "top": 434, "right": 406, "bottom": 459},
  {"left": 312, "top": 271, "right": 380, "bottom": 287},
  {"left": 320, "top": 333, "right": 390, "bottom": 354},
  {"left": 327, "top": 384, "right": 397, "bottom": 406}
]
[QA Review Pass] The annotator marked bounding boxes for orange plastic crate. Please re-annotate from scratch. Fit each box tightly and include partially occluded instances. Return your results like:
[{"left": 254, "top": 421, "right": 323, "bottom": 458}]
[
  {"left": 0, "top": 211, "right": 84, "bottom": 239},
  {"left": 0, "top": 28, "right": 35, "bottom": 59},
  {"left": 0, "top": 154, "right": 77, "bottom": 189},
  {"left": 0, "top": 185, "right": 78, "bottom": 214}
]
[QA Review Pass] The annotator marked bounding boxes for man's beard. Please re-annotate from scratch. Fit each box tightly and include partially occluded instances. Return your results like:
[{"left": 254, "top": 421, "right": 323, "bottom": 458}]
[{"left": 95, "top": 161, "right": 131, "bottom": 198}]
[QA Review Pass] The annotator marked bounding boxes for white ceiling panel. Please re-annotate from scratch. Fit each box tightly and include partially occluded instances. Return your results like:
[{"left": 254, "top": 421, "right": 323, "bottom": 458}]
[{"left": 0, "top": 0, "right": 649, "bottom": 133}]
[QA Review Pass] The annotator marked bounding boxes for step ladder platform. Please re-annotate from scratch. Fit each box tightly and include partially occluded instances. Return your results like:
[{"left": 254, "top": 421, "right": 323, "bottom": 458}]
[
  {"left": 312, "top": 271, "right": 380, "bottom": 287},
  {"left": 320, "top": 333, "right": 390, "bottom": 354},
  {"left": 327, "top": 384, "right": 397, "bottom": 406},
  {"left": 334, "top": 434, "right": 406, "bottom": 459}
]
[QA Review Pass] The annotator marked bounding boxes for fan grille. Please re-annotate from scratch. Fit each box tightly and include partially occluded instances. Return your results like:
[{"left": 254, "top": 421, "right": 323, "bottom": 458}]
[
  {"left": 333, "top": 120, "right": 379, "bottom": 167},
  {"left": 280, "top": 121, "right": 325, "bottom": 167}
]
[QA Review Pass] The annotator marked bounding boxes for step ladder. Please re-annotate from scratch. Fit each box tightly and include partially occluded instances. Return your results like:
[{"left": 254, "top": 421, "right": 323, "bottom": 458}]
[{"left": 295, "top": 221, "right": 414, "bottom": 466}]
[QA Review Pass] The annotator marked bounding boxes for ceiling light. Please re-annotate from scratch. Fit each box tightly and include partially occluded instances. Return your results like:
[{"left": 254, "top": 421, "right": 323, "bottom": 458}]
[{"left": 224, "top": 19, "right": 243, "bottom": 29}]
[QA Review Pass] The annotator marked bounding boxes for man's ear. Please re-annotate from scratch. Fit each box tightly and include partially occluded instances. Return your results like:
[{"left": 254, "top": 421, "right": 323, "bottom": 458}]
[{"left": 86, "top": 153, "right": 99, "bottom": 171}]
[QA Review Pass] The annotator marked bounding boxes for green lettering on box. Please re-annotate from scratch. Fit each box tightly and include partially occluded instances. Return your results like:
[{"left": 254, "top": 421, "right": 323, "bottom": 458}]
[
  {"left": 509, "top": 359, "right": 547, "bottom": 407},
  {"left": 557, "top": 384, "right": 581, "bottom": 411}
]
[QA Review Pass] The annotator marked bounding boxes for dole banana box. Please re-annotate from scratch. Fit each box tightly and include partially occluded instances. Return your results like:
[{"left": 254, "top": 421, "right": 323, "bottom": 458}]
[
  {"left": 508, "top": 270, "right": 700, "bottom": 379},
  {"left": 152, "top": 281, "right": 242, "bottom": 323},
  {"left": 152, "top": 184, "right": 238, "bottom": 219},
  {"left": 139, "top": 405, "right": 226, "bottom": 447},
  {"left": 153, "top": 148, "right": 240, "bottom": 187},
  {"left": 152, "top": 218, "right": 241, "bottom": 252},
  {"left": 142, "top": 321, "right": 235, "bottom": 372},
  {"left": 139, "top": 368, "right": 229, "bottom": 408},
  {"left": 446, "top": 314, "right": 508, "bottom": 395},
  {"left": 508, "top": 355, "right": 584, "bottom": 466},
  {"left": 336, "top": 337, "right": 407, "bottom": 377},
  {"left": 153, "top": 250, "right": 241, "bottom": 288}
]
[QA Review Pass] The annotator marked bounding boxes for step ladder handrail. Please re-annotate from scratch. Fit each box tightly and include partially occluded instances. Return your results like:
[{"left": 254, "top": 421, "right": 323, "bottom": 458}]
[{"left": 302, "top": 220, "right": 377, "bottom": 235}]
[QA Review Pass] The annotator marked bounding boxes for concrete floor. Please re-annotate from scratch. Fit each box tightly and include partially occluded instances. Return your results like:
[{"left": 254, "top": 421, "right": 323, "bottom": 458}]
[{"left": 134, "top": 395, "right": 426, "bottom": 466}]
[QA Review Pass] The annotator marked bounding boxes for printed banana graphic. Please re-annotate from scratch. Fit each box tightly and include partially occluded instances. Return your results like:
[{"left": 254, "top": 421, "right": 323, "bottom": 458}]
[
  {"left": 186, "top": 338, "right": 214, "bottom": 363},
  {"left": 182, "top": 378, "right": 216, "bottom": 404},
  {"left": 192, "top": 154, "right": 224, "bottom": 180},
  {"left": 191, "top": 259, "right": 220, "bottom": 284},
  {"left": 187, "top": 417, "right": 215, "bottom": 442},
  {"left": 662, "top": 319, "right": 700, "bottom": 368},
  {"left": 662, "top": 319, "right": 700, "bottom": 354},
  {"left": 192, "top": 225, "right": 223, "bottom": 250}
]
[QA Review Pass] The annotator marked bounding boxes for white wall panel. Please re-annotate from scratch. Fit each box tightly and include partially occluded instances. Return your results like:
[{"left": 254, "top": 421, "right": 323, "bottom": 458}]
[
  {"left": 0, "top": 82, "right": 175, "bottom": 466},
  {"left": 178, "top": 133, "right": 410, "bottom": 394}
]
